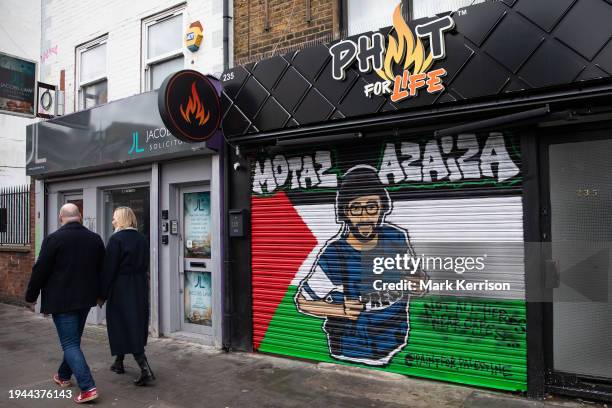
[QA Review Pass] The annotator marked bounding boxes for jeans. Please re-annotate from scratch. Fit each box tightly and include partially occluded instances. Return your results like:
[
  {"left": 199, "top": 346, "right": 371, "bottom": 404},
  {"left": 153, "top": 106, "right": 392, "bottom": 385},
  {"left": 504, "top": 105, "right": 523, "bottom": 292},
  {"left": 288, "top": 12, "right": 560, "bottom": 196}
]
[{"left": 52, "top": 308, "right": 95, "bottom": 391}]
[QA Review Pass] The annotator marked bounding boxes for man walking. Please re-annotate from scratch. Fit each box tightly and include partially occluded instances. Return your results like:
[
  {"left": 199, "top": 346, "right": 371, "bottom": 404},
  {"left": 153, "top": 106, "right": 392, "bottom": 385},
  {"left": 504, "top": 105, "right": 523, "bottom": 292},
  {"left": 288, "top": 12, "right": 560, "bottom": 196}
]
[{"left": 25, "top": 203, "right": 105, "bottom": 403}]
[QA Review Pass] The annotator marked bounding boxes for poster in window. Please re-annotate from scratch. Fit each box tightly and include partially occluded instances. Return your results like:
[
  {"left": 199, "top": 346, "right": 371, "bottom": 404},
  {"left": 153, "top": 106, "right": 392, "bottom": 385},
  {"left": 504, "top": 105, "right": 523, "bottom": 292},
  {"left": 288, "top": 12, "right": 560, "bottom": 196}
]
[
  {"left": 184, "top": 271, "right": 212, "bottom": 326},
  {"left": 0, "top": 52, "right": 36, "bottom": 116},
  {"left": 183, "top": 191, "right": 211, "bottom": 258}
]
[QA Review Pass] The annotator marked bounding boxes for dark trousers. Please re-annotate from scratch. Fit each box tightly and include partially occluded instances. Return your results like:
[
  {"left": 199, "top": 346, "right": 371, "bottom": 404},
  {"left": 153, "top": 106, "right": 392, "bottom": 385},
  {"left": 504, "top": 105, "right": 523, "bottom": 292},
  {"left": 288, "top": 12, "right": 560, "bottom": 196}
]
[{"left": 52, "top": 308, "right": 95, "bottom": 391}]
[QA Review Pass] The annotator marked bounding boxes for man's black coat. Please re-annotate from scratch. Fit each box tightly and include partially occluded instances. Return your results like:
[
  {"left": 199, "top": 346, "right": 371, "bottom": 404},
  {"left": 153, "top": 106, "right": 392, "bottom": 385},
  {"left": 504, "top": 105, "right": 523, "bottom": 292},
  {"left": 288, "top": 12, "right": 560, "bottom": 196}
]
[{"left": 25, "top": 222, "right": 106, "bottom": 314}]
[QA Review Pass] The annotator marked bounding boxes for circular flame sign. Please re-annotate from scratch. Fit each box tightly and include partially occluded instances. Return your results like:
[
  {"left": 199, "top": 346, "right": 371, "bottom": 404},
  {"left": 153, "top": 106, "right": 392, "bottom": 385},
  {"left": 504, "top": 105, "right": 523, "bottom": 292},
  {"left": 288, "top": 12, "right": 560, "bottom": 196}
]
[{"left": 158, "top": 70, "right": 221, "bottom": 143}]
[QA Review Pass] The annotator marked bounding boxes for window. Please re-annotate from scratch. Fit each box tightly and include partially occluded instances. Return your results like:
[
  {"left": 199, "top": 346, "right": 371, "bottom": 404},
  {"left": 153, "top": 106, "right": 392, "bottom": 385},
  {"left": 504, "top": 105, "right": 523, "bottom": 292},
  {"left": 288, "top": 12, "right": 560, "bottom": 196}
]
[
  {"left": 345, "top": 0, "right": 399, "bottom": 36},
  {"left": 344, "top": 0, "right": 488, "bottom": 35},
  {"left": 76, "top": 37, "right": 108, "bottom": 110},
  {"left": 411, "top": 0, "right": 487, "bottom": 19},
  {"left": 143, "top": 7, "right": 185, "bottom": 91}
]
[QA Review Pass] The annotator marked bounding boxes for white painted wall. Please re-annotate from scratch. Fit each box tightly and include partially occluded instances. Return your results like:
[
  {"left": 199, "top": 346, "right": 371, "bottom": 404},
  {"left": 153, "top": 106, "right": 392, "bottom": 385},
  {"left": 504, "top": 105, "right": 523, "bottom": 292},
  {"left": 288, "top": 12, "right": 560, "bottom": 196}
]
[
  {"left": 40, "top": 0, "right": 227, "bottom": 115},
  {"left": 0, "top": 0, "right": 41, "bottom": 186}
]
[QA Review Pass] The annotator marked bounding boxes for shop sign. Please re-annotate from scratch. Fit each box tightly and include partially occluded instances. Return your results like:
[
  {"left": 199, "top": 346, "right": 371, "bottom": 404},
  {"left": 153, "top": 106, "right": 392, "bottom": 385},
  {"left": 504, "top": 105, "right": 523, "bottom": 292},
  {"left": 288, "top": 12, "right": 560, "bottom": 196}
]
[
  {"left": 0, "top": 52, "right": 36, "bottom": 116},
  {"left": 158, "top": 70, "right": 221, "bottom": 143},
  {"left": 330, "top": 5, "right": 454, "bottom": 103}
]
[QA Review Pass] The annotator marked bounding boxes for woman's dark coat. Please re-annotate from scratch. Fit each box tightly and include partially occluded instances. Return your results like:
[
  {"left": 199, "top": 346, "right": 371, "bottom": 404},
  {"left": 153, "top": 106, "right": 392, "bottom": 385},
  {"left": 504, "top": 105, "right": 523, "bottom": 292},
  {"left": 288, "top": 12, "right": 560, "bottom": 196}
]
[{"left": 100, "top": 229, "right": 149, "bottom": 356}]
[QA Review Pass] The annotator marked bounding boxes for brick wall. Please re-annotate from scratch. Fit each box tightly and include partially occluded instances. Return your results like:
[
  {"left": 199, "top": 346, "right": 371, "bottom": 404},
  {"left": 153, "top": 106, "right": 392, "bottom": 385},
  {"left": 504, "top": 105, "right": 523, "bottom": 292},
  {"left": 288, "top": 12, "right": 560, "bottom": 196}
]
[
  {"left": 234, "top": 0, "right": 340, "bottom": 65},
  {"left": 0, "top": 181, "right": 35, "bottom": 308}
]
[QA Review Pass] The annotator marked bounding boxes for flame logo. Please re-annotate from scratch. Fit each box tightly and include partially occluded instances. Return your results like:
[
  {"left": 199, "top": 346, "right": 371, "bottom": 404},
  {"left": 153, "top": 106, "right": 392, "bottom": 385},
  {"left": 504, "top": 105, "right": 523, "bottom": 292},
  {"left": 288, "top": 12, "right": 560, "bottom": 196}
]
[
  {"left": 180, "top": 82, "right": 211, "bottom": 126},
  {"left": 375, "top": 4, "right": 434, "bottom": 82}
]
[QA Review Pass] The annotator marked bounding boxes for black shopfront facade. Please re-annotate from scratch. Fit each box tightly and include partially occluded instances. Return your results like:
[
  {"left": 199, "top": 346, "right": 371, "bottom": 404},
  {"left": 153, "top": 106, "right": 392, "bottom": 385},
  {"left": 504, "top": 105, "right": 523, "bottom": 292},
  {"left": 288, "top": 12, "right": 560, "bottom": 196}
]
[{"left": 222, "top": 0, "right": 612, "bottom": 401}]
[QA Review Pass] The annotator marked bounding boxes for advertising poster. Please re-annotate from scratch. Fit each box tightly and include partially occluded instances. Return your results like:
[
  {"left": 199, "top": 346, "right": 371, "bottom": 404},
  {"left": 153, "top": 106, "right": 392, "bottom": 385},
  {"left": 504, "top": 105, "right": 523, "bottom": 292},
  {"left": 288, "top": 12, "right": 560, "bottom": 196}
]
[
  {"left": 0, "top": 52, "right": 36, "bottom": 116},
  {"left": 184, "top": 271, "right": 212, "bottom": 326},
  {"left": 183, "top": 191, "right": 211, "bottom": 258}
]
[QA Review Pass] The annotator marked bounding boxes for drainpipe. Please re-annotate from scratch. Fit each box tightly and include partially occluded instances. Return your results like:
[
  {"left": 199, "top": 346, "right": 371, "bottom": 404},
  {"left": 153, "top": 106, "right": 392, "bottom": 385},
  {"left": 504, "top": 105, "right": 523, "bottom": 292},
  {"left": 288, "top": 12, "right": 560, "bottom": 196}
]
[
  {"left": 223, "top": 0, "right": 232, "bottom": 70},
  {"left": 221, "top": 0, "right": 233, "bottom": 351}
]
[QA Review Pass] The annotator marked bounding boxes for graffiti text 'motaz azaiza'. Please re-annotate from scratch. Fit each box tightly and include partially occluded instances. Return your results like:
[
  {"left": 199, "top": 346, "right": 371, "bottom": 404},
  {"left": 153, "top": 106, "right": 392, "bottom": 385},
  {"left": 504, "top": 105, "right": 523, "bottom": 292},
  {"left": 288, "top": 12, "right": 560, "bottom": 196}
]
[{"left": 252, "top": 132, "right": 520, "bottom": 194}]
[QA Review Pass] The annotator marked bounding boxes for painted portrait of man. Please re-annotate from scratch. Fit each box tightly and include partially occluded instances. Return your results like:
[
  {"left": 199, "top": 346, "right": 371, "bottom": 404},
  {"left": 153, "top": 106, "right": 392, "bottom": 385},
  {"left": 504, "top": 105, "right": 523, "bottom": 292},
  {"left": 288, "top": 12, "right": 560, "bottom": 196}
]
[{"left": 296, "top": 165, "right": 427, "bottom": 366}]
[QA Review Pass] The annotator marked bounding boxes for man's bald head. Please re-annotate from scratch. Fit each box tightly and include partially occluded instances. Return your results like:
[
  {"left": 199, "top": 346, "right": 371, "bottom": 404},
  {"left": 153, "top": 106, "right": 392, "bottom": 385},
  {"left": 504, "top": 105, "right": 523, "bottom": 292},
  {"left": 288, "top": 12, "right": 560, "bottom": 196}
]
[{"left": 59, "top": 203, "right": 81, "bottom": 225}]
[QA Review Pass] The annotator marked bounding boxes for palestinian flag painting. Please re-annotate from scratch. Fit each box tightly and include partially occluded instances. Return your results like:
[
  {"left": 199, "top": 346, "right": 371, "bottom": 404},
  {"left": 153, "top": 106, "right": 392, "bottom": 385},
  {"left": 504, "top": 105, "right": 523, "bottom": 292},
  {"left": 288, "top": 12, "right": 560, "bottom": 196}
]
[{"left": 250, "top": 133, "right": 527, "bottom": 391}]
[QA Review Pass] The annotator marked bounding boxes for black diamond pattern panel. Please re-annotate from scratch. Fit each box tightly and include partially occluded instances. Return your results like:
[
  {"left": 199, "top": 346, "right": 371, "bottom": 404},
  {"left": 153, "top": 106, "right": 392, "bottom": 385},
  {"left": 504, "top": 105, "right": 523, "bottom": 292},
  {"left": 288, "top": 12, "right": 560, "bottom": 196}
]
[
  {"left": 293, "top": 88, "right": 335, "bottom": 125},
  {"left": 222, "top": 66, "right": 249, "bottom": 99},
  {"left": 440, "top": 34, "right": 475, "bottom": 82},
  {"left": 484, "top": 12, "right": 543, "bottom": 73},
  {"left": 453, "top": 1, "right": 506, "bottom": 46},
  {"left": 554, "top": 0, "right": 612, "bottom": 60},
  {"left": 504, "top": 78, "right": 530, "bottom": 93},
  {"left": 576, "top": 64, "right": 608, "bottom": 81},
  {"left": 315, "top": 61, "right": 359, "bottom": 105},
  {"left": 221, "top": 0, "right": 612, "bottom": 138},
  {"left": 252, "top": 56, "right": 289, "bottom": 89},
  {"left": 222, "top": 104, "right": 251, "bottom": 136},
  {"left": 254, "top": 97, "right": 291, "bottom": 132},
  {"left": 515, "top": 0, "right": 574, "bottom": 32},
  {"left": 519, "top": 39, "right": 585, "bottom": 87},
  {"left": 337, "top": 78, "right": 386, "bottom": 117},
  {"left": 292, "top": 44, "right": 331, "bottom": 82},
  {"left": 451, "top": 52, "right": 510, "bottom": 99},
  {"left": 273, "top": 67, "right": 310, "bottom": 112},
  {"left": 595, "top": 40, "right": 612, "bottom": 74},
  {"left": 235, "top": 77, "right": 269, "bottom": 119}
]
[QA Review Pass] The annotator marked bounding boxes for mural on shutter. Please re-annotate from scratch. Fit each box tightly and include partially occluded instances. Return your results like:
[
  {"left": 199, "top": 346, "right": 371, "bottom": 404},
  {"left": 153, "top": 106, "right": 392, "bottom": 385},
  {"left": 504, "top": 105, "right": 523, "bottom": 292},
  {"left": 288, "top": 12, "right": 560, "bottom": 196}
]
[{"left": 251, "top": 131, "right": 526, "bottom": 391}]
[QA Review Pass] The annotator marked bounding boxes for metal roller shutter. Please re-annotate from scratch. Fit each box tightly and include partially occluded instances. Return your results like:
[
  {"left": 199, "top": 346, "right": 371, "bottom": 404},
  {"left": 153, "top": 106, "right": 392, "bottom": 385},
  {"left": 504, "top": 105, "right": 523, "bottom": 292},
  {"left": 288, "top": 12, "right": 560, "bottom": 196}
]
[{"left": 251, "top": 131, "right": 526, "bottom": 391}]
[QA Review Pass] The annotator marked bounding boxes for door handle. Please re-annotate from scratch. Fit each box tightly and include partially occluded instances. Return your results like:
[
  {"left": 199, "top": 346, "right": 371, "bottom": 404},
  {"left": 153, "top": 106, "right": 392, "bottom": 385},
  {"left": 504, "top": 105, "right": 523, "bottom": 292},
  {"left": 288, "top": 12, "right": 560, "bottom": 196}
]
[{"left": 544, "top": 259, "right": 560, "bottom": 289}]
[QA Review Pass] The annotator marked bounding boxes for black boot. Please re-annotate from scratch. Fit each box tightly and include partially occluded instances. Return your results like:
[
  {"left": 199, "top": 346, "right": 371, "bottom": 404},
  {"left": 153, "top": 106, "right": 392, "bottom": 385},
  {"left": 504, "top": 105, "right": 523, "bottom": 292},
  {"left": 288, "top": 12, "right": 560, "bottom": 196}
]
[
  {"left": 133, "top": 353, "right": 155, "bottom": 386},
  {"left": 110, "top": 355, "right": 125, "bottom": 374}
]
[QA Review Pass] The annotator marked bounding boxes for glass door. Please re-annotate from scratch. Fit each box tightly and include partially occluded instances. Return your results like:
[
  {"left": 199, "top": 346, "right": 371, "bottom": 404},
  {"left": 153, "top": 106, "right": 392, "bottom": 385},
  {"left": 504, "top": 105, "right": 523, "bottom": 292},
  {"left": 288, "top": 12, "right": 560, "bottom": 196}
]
[
  {"left": 542, "top": 130, "right": 612, "bottom": 389},
  {"left": 179, "top": 186, "right": 213, "bottom": 335}
]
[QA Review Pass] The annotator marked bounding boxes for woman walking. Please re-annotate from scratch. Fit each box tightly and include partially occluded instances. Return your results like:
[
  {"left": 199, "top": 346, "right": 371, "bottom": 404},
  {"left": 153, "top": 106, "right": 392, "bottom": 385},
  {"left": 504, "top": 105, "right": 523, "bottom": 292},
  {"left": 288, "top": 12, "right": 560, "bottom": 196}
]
[{"left": 99, "top": 206, "right": 155, "bottom": 386}]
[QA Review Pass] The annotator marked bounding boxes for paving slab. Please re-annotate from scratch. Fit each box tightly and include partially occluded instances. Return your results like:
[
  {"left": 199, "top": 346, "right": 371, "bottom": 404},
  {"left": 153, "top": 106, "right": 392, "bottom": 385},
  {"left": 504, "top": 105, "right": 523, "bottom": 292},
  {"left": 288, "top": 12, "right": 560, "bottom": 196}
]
[{"left": 0, "top": 303, "right": 605, "bottom": 408}]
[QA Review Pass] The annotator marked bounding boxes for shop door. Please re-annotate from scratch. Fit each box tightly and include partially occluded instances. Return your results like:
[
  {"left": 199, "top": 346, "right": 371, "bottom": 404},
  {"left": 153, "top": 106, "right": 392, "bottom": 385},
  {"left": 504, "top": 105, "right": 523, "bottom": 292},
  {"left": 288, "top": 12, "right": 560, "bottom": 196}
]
[
  {"left": 179, "top": 186, "right": 213, "bottom": 335},
  {"left": 99, "top": 186, "right": 150, "bottom": 324},
  {"left": 541, "top": 129, "right": 612, "bottom": 393}
]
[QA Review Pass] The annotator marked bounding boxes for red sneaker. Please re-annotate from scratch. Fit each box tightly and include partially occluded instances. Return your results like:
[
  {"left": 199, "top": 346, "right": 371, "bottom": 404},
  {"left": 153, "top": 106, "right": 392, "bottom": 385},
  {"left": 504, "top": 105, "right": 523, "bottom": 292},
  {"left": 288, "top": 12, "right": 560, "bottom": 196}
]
[
  {"left": 52, "top": 373, "right": 72, "bottom": 388},
  {"left": 74, "top": 387, "right": 98, "bottom": 403}
]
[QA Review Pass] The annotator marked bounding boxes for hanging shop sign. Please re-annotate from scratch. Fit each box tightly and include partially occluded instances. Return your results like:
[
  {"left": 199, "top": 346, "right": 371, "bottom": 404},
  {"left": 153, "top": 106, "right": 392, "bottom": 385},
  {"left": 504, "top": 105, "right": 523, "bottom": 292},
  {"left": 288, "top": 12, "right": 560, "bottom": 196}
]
[
  {"left": 0, "top": 52, "right": 36, "bottom": 116},
  {"left": 330, "top": 5, "right": 454, "bottom": 102},
  {"left": 158, "top": 70, "right": 221, "bottom": 143},
  {"left": 36, "top": 82, "right": 56, "bottom": 118}
]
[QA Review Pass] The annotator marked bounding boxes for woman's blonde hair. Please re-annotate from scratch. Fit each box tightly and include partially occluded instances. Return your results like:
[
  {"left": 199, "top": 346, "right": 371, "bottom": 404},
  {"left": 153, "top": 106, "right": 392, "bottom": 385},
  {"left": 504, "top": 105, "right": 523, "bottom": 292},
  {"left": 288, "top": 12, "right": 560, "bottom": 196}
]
[{"left": 113, "top": 206, "right": 138, "bottom": 230}]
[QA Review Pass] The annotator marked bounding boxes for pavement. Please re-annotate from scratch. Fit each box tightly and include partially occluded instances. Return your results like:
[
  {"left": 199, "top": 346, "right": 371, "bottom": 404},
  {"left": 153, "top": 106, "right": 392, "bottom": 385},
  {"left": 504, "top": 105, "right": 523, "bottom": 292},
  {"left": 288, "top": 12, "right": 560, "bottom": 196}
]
[{"left": 0, "top": 303, "right": 607, "bottom": 408}]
